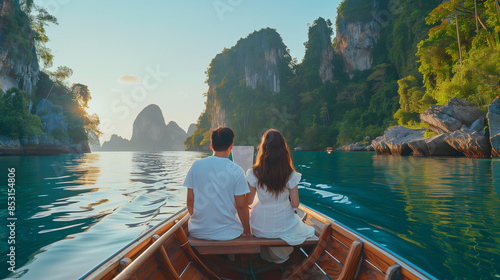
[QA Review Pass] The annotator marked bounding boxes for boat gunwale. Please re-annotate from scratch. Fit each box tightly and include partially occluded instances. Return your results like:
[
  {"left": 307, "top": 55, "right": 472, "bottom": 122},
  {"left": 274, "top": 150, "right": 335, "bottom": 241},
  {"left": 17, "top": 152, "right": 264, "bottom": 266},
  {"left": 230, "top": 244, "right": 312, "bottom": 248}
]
[
  {"left": 298, "top": 203, "right": 438, "bottom": 280},
  {"left": 79, "top": 208, "right": 188, "bottom": 280}
]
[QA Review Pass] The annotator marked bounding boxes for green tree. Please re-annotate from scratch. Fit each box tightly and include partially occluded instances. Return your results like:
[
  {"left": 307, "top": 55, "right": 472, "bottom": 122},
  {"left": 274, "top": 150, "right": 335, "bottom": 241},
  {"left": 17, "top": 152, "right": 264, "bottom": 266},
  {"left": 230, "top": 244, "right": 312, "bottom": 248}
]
[
  {"left": 21, "top": 0, "right": 58, "bottom": 68},
  {"left": 0, "top": 88, "right": 43, "bottom": 139},
  {"left": 394, "top": 76, "right": 435, "bottom": 127}
]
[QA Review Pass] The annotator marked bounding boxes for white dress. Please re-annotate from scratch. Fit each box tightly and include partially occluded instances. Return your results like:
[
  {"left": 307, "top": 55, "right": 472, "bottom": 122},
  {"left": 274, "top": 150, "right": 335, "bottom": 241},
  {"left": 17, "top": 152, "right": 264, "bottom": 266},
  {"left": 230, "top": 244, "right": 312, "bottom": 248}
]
[{"left": 246, "top": 169, "right": 315, "bottom": 262}]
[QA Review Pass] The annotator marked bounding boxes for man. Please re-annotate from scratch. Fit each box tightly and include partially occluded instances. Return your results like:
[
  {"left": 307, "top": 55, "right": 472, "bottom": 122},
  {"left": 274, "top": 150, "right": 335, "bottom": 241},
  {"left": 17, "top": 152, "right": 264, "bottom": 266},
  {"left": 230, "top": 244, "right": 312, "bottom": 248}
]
[{"left": 184, "top": 127, "right": 251, "bottom": 240}]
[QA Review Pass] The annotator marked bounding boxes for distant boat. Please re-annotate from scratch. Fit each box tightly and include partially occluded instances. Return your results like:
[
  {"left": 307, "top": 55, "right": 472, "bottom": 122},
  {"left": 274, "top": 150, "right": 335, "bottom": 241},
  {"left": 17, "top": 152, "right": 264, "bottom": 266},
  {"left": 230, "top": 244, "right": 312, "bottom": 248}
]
[
  {"left": 326, "top": 147, "right": 333, "bottom": 154},
  {"left": 82, "top": 205, "right": 436, "bottom": 280},
  {"left": 294, "top": 147, "right": 304, "bottom": 151}
]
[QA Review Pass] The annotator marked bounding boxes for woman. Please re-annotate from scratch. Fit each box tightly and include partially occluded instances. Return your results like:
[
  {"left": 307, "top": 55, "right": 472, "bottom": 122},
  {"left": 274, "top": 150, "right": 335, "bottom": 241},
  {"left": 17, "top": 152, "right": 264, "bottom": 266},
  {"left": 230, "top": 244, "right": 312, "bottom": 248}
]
[{"left": 245, "top": 129, "right": 314, "bottom": 263}]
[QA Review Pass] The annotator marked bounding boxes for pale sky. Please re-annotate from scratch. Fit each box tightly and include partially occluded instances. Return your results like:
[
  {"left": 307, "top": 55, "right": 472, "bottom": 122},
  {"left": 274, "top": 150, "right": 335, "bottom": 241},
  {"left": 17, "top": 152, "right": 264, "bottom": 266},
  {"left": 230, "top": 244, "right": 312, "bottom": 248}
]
[{"left": 38, "top": 0, "right": 343, "bottom": 142}]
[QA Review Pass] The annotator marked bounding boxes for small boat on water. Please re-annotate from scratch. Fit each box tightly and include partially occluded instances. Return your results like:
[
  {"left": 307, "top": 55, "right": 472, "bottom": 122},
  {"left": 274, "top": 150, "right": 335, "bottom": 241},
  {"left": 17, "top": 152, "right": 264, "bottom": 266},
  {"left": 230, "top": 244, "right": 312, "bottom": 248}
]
[
  {"left": 82, "top": 204, "right": 436, "bottom": 280},
  {"left": 326, "top": 147, "right": 333, "bottom": 154}
]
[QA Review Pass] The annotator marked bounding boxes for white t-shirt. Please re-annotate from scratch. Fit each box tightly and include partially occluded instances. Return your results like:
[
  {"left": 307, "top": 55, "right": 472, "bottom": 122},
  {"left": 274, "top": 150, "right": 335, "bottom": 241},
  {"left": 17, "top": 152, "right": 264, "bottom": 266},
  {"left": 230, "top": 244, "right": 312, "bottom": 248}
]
[{"left": 184, "top": 156, "right": 250, "bottom": 240}]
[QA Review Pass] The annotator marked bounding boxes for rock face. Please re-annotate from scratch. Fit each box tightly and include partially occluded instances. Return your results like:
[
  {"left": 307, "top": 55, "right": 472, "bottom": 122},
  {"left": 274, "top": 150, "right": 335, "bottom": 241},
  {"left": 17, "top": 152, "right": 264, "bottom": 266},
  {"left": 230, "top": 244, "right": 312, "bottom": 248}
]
[
  {"left": 209, "top": 98, "right": 227, "bottom": 129},
  {"left": 304, "top": 18, "right": 334, "bottom": 83},
  {"left": 487, "top": 97, "right": 500, "bottom": 157},
  {"left": 234, "top": 29, "right": 286, "bottom": 93},
  {"left": 372, "top": 136, "right": 391, "bottom": 155},
  {"left": 336, "top": 1, "right": 381, "bottom": 78},
  {"left": 420, "top": 98, "right": 485, "bottom": 134},
  {"left": 0, "top": 0, "right": 39, "bottom": 96},
  {"left": 371, "top": 126, "right": 425, "bottom": 155},
  {"left": 444, "top": 130, "right": 491, "bottom": 158},
  {"left": 205, "top": 28, "right": 289, "bottom": 129},
  {"left": 36, "top": 99, "right": 69, "bottom": 142},
  {"left": 408, "top": 134, "right": 462, "bottom": 157},
  {"left": 100, "top": 104, "right": 189, "bottom": 151}
]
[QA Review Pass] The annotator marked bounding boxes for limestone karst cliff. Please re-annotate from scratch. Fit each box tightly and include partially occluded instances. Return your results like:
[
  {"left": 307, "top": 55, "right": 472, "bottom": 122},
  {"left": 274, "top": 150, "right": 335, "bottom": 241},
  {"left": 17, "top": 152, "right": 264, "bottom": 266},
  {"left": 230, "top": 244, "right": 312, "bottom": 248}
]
[
  {"left": 0, "top": 0, "right": 98, "bottom": 155},
  {"left": 335, "top": 0, "right": 381, "bottom": 78},
  {"left": 0, "top": 0, "right": 39, "bottom": 96},
  {"left": 303, "top": 17, "right": 334, "bottom": 83},
  {"left": 205, "top": 28, "right": 290, "bottom": 130},
  {"left": 100, "top": 104, "right": 192, "bottom": 151}
]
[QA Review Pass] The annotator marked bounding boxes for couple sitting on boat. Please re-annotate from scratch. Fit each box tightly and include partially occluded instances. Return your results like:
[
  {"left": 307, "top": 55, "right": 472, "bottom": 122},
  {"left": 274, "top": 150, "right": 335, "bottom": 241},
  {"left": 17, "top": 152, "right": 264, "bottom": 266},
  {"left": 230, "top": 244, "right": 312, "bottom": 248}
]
[{"left": 184, "top": 127, "right": 314, "bottom": 263}]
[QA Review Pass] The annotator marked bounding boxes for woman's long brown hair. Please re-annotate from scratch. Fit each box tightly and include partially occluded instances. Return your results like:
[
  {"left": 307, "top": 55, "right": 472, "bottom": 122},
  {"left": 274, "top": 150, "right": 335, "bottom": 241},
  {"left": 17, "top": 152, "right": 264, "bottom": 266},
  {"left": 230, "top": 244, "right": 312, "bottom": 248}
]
[{"left": 252, "top": 129, "right": 296, "bottom": 197}]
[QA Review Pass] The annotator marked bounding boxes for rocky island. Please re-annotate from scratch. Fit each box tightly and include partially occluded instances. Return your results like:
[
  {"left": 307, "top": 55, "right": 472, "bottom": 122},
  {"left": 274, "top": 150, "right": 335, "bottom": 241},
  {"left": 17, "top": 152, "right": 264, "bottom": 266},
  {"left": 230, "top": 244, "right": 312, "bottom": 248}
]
[{"left": 99, "top": 104, "right": 194, "bottom": 152}]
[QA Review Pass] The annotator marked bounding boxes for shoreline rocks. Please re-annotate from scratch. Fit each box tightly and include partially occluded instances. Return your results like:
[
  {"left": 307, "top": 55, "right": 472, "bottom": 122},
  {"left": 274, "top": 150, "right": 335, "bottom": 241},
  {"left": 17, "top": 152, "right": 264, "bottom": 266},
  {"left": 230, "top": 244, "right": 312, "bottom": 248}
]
[
  {"left": 366, "top": 97, "right": 497, "bottom": 158},
  {"left": 408, "top": 134, "right": 462, "bottom": 157},
  {"left": 444, "top": 130, "right": 491, "bottom": 158},
  {"left": 0, "top": 135, "right": 90, "bottom": 156},
  {"left": 420, "top": 98, "right": 485, "bottom": 134},
  {"left": 371, "top": 126, "right": 424, "bottom": 155},
  {"left": 337, "top": 136, "right": 374, "bottom": 152}
]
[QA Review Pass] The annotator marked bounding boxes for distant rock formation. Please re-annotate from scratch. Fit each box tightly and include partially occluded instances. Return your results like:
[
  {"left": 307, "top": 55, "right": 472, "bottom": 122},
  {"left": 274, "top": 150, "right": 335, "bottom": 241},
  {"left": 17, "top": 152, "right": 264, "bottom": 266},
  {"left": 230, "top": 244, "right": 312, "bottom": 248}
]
[
  {"left": 335, "top": 0, "right": 381, "bottom": 78},
  {"left": 100, "top": 134, "right": 129, "bottom": 151},
  {"left": 186, "top": 124, "right": 196, "bottom": 137},
  {"left": 100, "top": 104, "right": 190, "bottom": 151}
]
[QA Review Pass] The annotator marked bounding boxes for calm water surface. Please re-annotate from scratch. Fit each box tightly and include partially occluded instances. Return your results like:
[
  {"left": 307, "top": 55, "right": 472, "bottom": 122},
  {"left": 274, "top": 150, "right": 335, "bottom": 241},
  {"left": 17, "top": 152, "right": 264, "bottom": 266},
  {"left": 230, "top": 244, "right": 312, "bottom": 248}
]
[{"left": 0, "top": 151, "right": 499, "bottom": 280}]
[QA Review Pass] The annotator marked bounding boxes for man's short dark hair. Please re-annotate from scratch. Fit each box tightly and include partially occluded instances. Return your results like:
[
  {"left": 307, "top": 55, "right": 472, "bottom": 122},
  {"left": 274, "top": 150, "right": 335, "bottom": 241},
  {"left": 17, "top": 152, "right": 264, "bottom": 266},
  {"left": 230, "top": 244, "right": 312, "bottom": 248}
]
[{"left": 211, "top": 127, "right": 234, "bottom": 151}]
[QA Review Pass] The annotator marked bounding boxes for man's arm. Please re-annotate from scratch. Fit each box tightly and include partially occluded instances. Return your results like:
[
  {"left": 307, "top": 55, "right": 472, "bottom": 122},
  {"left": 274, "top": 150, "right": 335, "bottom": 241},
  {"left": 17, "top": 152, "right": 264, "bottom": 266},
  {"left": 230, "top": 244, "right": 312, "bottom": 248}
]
[
  {"left": 187, "top": 188, "right": 194, "bottom": 215},
  {"left": 235, "top": 194, "right": 251, "bottom": 235}
]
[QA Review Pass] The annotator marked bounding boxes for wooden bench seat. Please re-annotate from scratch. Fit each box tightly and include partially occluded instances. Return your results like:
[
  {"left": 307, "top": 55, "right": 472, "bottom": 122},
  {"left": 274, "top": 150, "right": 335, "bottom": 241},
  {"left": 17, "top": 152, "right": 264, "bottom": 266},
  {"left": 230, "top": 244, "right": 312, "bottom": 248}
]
[{"left": 188, "top": 235, "right": 320, "bottom": 255}]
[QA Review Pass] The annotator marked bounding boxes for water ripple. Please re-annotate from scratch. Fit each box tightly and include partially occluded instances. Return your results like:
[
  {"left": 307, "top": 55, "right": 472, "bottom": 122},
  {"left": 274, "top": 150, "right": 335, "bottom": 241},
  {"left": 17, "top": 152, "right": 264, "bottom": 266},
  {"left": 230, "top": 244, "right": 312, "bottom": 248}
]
[{"left": 0, "top": 151, "right": 206, "bottom": 280}]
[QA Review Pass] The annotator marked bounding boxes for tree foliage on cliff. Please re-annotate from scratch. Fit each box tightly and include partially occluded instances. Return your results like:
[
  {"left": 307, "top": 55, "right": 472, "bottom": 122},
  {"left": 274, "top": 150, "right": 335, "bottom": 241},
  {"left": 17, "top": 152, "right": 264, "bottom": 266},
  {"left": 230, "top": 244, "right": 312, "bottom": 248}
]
[
  {"left": 0, "top": 1, "right": 102, "bottom": 146},
  {"left": 396, "top": 0, "right": 500, "bottom": 126}
]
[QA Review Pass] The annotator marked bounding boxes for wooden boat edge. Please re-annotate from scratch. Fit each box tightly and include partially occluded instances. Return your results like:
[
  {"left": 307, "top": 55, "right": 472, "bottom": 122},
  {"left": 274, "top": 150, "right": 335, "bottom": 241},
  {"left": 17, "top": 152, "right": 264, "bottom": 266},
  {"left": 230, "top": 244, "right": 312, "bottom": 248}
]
[
  {"left": 79, "top": 209, "right": 188, "bottom": 280},
  {"left": 297, "top": 204, "right": 438, "bottom": 280}
]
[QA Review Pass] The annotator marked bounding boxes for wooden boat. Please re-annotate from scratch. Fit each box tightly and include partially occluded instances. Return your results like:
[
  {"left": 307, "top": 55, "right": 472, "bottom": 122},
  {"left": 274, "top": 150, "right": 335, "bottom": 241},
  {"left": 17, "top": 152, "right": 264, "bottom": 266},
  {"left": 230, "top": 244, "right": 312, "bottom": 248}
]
[
  {"left": 326, "top": 147, "right": 334, "bottom": 154},
  {"left": 81, "top": 204, "right": 436, "bottom": 280}
]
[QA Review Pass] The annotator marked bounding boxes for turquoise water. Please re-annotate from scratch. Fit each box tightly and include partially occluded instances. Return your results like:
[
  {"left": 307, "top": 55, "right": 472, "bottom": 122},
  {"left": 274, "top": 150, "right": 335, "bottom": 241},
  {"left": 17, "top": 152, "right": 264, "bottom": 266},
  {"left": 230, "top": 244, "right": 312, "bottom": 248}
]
[
  {"left": 0, "top": 151, "right": 499, "bottom": 279},
  {"left": 295, "top": 152, "right": 500, "bottom": 280},
  {"left": 0, "top": 152, "right": 204, "bottom": 280}
]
